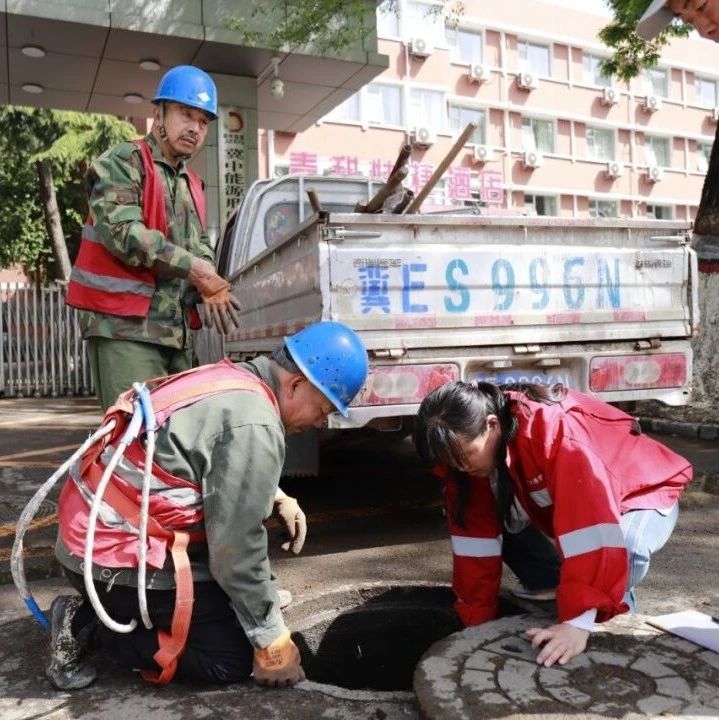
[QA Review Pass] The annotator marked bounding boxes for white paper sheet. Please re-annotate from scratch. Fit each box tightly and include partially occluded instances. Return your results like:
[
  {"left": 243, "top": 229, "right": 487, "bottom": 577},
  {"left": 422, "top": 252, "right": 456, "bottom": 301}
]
[{"left": 645, "top": 609, "right": 719, "bottom": 653}]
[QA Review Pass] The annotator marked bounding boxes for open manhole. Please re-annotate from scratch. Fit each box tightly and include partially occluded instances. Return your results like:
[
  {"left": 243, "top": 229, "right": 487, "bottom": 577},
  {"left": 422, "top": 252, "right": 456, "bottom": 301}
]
[{"left": 286, "top": 582, "right": 526, "bottom": 692}]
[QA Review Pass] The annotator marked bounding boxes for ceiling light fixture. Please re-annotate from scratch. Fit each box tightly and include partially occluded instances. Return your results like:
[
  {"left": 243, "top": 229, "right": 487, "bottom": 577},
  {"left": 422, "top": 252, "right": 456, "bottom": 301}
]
[
  {"left": 139, "top": 59, "right": 161, "bottom": 71},
  {"left": 21, "top": 45, "right": 46, "bottom": 58},
  {"left": 21, "top": 83, "right": 44, "bottom": 94},
  {"left": 269, "top": 57, "right": 284, "bottom": 100},
  {"left": 123, "top": 93, "right": 144, "bottom": 104}
]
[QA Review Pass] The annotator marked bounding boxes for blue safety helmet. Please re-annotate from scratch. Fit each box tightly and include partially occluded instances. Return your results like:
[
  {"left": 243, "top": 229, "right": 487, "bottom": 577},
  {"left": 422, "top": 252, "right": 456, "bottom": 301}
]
[
  {"left": 285, "top": 321, "right": 369, "bottom": 417},
  {"left": 153, "top": 65, "right": 218, "bottom": 120}
]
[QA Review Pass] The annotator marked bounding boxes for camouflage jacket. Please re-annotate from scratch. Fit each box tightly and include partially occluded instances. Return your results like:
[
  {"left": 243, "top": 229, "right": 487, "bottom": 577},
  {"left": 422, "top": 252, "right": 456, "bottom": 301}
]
[{"left": 76, "top": 133, "right": 214, "bottom": 348}]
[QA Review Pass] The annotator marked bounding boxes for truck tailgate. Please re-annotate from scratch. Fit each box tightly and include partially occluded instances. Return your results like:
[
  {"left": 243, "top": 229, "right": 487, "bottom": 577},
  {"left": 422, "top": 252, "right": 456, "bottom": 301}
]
[
  {"left": 231, "top": 215, "right": 694, "bottom": 351},
  {"left": 324, "top": 215, "right": 694, "bottom": 350}
]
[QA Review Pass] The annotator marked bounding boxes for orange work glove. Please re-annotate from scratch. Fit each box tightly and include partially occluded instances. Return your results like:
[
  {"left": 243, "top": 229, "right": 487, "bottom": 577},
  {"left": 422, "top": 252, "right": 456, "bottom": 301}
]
[
  {"left": 189, "top": 264, "right": 242, "bottom": 335},
  {"left": 252, "top": 630, "right": 305, "bottom": 688}
]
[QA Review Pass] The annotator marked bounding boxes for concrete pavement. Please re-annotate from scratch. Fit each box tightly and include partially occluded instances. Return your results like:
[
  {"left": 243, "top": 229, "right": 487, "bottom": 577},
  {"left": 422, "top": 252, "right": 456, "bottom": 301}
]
[{"left": 0, "top": 396, "right": 718, "bottom": 719}]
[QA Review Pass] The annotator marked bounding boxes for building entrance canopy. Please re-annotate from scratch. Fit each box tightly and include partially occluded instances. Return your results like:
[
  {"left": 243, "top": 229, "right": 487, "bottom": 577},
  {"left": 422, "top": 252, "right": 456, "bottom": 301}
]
[{"left": 1, "top": 0, "right": 388, "bottom": 133}]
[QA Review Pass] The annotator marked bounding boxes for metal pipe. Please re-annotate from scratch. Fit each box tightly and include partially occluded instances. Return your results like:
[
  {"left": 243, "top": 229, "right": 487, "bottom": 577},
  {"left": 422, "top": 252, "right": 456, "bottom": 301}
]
[
  {"left": 32, "top": 284, "right": 39, "bottom": 397},
  {"left": 392, "top": 188, "right": 415, "bottom": 214},
  {"left": 405, "top": 121, "right": 478, "bottom": 214},
  {"left": 49, "top": 286, "right": 57, "bottom": 397},
  {"left": 364, "top": 165, "right": 409, "bottom": 213},
  {"left": 307, "top": 188, "right": 322, "bottom": 214},
  {"left": 0, "top": 284, "right": 5, "bottom": 396},
  {"left": 388, "top": 143, "right": 412, "bottom": 180}
]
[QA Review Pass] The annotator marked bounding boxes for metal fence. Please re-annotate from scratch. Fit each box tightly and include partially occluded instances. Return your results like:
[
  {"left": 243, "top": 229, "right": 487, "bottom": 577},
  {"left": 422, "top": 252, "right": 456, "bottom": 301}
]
[{"left": 0, "top": 282, "right": 93, "bottom": 397}]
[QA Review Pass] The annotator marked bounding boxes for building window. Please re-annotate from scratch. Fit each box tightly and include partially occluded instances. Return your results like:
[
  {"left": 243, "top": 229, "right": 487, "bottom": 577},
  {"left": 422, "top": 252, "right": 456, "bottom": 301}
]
[
  {"left": 376, "top": 0, "right": 400, "bottom": 37},
  {"left": 698, "top": 141, "right": 713, "bottom": 172},
  {"left": 645, "top": 135, "right": 671, "bottom": 167},
  {"left": 409, "top": 88, "right": 445, "bottom": 130},
  {"left": 518, "top": 40, "right": 550, "bottom": 77},
  {"left": 696, "top": 76, "right": 718, "bottom": 107},
  {"left": 589, "top": 199, "right": 618, "bottom": 218},
  {"left": 524, "top": 193, "right": 557, "bottom": 216},
  {"left": 405, "top": 1, "right": 443, "bottom": 39},
  {"left": 643, "top": 68, "right": 669, "bottom": 98},
  {"left": 448, "top": 105, "right": 486, "bottom": 144},
  {"left": 583, "top": 53, "right": 612, "bottom": 88},
  {"left": 586, "top": 126, "right": 615, "bottom": 161},
  {"left": 365, "top": 83, "right": 403, "bottom": 126},
  {"left": 522, "top": 117, "right": 554, "bottom": 153},
  {"left": 326, "top": 92, "right": 361, "bottom": 123},
  {"left": 646, "top": 204, "right": 674, "bottom": 219},
  {"left": 446, "top": 26, "right": 483, "bottom": 64}
]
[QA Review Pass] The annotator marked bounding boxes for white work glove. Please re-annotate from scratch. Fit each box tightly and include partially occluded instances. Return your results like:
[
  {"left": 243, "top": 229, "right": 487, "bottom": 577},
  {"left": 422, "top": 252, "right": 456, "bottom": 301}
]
[{"left": 272, "top": 491, "right": 307, "bottom": 554}]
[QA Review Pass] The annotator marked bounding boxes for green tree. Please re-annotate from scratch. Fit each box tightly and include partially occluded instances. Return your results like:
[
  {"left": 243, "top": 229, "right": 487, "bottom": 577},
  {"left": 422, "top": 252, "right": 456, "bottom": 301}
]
[
  {"left": 225, "top": 0, "right": 463, "bottom": 54},
  {"left": 0, "top": 107, "right": 136, "bottom": 278},
  {"left": 599, "top": 1, "right": 690, "bottom": 81}
]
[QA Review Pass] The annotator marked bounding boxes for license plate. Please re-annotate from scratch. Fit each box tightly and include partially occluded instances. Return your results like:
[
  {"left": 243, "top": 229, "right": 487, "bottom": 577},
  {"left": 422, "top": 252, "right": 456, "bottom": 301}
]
[{"left": 468, "top": 370, "right": 573, "bottom": 387}]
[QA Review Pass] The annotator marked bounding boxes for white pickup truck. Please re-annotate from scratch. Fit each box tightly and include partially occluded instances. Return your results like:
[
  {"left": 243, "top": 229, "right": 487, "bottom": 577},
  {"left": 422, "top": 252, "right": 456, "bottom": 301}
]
[{"left": 196, "top": 174, "right": 698, "bottom": 473}]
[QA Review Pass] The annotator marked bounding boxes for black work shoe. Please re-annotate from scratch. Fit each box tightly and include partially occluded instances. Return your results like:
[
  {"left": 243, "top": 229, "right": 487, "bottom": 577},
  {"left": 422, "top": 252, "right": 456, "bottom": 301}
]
[{"left": 45, "top": 595, "right": 97, "bottom": 690}]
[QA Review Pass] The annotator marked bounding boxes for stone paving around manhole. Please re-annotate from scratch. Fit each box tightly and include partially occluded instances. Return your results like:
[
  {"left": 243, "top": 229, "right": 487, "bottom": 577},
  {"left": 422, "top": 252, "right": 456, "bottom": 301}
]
[{"left": 414, "top": 613, "right": 719, "bottom": 720}]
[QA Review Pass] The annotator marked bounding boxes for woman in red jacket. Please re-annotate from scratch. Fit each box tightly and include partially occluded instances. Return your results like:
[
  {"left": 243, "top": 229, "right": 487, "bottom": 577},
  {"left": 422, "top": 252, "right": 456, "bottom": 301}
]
[{"left": 413, "top": 380, "right": 692, "bottom": 668}]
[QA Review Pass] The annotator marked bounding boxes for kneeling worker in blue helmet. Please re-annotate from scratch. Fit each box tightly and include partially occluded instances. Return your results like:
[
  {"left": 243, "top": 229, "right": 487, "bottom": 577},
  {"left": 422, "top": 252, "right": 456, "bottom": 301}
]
[{"left": 46, "top": 321, "right": 368, "bottom": 690}]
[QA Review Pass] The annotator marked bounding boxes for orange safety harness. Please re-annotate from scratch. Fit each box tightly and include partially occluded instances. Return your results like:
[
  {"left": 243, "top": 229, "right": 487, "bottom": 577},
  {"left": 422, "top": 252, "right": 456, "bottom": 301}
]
[{"left": 73, "top": 359, "right": 278, "bottom": 684}]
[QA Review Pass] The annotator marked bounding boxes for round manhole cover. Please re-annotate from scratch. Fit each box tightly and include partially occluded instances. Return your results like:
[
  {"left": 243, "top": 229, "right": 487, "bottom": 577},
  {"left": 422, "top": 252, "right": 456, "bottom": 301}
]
[
  {"left": 414, "top": 613, "right": 719, "bottom": 719},
  {"left": 0, "top": 495, "right": 56, "bottom": 524}
]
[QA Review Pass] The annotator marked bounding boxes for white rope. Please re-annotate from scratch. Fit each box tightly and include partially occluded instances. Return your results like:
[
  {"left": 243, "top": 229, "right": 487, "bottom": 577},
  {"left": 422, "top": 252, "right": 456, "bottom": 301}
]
[
  {"left": 83, "top": 404, "right": 143, "bottom": 634},
  {"left": 134, "top": 382, "right": 155, "bottom": 630},
  {"left": 11, "top": 421, "right": 116, "bottom": 603}
]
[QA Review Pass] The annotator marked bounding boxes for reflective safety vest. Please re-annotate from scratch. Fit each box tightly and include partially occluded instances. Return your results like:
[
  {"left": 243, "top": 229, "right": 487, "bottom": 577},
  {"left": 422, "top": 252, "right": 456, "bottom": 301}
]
[
  {"left": 65, "top": 139, "right": 206, "bottom": 322},
  {"left": 58, "top": 358, "right": 279, "bottom": 684}
]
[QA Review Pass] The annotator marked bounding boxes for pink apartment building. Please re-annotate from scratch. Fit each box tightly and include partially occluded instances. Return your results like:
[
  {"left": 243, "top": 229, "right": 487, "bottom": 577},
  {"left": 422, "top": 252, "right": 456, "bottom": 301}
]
[{"left": 258, "top": 0, "right": 719, "bottom": 221}]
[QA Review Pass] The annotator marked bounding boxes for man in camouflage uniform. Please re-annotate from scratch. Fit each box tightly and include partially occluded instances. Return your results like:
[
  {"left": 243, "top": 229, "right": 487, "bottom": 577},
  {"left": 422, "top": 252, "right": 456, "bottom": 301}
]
[{"left": 66, "top": 65, "right": 240, "bottom": 410}]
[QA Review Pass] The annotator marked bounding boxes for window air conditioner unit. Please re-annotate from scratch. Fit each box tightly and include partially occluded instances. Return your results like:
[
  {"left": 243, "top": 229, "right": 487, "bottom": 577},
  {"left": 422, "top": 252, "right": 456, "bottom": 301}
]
[
  {"left": 605, "top": 160, "right": 624, "bottom": 178},
  {"left": 468, "top": 64, "right": 491, "bottom": 83},
  {"left": 408, "top": 37, "right": 433, "bottom": 58},
  {"left": 517, "top": 72, "right": 538, "bottom": 90},
  {"left": 522, "top": 150, "right": 543, "bottom": 169},
  {"left": 473, "top": 145, "right": 495, "bottom": 163},
  {"left": 601, "top": 87, "right": 620, "bottom": 106},
  {"left": 643, "top": 94, "right": 662, "bottom": 113},
  {"left": 646, "top": 165, "right": 664, "bottom": 182},
  {"left": 411, "top": 126, "right": 437, "bottom": 148},
  {"left": 710, "top": 107, "right": 719, "bottom": 123}
]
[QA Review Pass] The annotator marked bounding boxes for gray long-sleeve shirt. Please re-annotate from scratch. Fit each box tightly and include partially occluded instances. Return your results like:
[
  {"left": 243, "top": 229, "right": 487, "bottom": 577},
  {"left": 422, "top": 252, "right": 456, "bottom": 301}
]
[{"left": 56, "top": 356, "right": 287, "bottom": 649}]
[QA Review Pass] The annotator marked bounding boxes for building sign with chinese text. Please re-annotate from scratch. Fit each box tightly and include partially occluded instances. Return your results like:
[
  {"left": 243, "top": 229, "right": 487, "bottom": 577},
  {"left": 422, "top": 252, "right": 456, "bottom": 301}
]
[
  {"left": 285, "top": 152, "right": 504, "bottom": 205},
  {"left": 218, "top": 106, "right": 246, "bottom": 222}
]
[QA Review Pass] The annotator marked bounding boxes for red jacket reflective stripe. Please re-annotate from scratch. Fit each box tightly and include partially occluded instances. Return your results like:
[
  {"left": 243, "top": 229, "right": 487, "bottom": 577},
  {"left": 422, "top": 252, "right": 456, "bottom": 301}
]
[
  {"left": 440, "top": 389, "right": 692, "bottom": 626},
  {"left": 65, "top": 139, "right": 206, "bottom": 318}
]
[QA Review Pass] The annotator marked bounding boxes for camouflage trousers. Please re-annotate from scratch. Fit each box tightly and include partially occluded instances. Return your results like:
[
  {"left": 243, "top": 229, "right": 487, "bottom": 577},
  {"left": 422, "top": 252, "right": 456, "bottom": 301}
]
[{"left": 87, "top": 336, "right": 193, "bottom": 411}]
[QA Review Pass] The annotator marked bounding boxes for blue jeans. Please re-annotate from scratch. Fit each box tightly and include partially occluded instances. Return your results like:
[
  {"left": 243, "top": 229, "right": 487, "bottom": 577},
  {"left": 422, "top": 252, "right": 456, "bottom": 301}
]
[
  {"left": 504, "top": 504, "right": 680, "bottom": 612},
  {"left": 620, "top": 504, "right": 679, "bottom": 611}
]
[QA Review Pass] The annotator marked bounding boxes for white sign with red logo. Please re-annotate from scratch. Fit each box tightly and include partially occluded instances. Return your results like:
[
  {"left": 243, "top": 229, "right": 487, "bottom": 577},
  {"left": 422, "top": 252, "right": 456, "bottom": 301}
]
[{"left": 218, "top": 106, "right": 246, "bottom": 222}]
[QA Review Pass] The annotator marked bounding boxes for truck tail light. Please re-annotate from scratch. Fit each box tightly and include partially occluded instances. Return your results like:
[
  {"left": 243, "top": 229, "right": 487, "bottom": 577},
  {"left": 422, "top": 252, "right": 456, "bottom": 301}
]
[
  {"left": 589, "top": 353, "right": 687, "bottom": 393},
  {"left": 354, "top": 364, "right": 459, "bottom": 406}
]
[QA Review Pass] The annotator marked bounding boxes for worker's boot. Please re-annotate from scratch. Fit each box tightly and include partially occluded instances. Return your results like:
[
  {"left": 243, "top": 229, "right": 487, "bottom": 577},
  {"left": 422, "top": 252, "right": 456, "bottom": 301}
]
[{"left": 45, "top": 595, "right": 97, "bottom": 690}]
